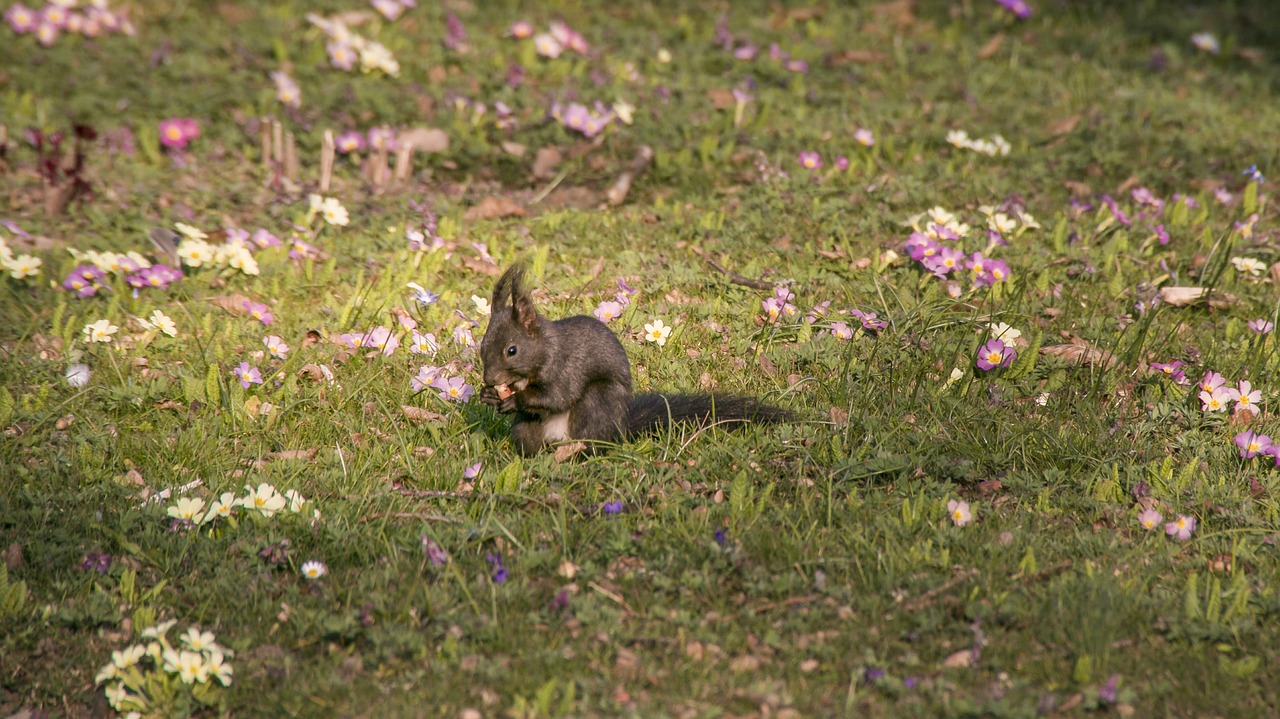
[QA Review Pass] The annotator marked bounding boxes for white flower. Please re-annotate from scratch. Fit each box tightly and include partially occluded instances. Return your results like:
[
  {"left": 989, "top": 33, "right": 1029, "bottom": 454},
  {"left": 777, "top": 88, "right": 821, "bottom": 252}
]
[
  {"left": 4, "top": 254, "right": 42, "bottom": 278},
  {"left": 1231, "top": 256, "right": 1266, "bottom": 276},
  {"left": 83, "top": 319, "right": 119, "bottom": 344},
  {"left": 167, "top": 497, "right": 206, "bottom": 522},
  {"left": 319, "top": 197, "right": 349, "bottom": 226},
  {"left": 643, "top": 318, "right": 671, "bottom": 346},
  {"left": 264, "top": 335, "right": 290, "bottom": 359},
  {"left": 945, "top": 129, "right": 971, "bottom": 148},
  {"left": 307, "top": 193, "right": 324, "bottom": 222},
  {"left": 146, "top": 310, "right": 177, "bottom": 337},
  {"left": 471, "top": 295, "right": 491, "bottom": 316},
  {"left": 206, "top": 650, "right": 234, "bottom": 686},
  {"left": 359, "top": 42, "right": 400, "bottom": 75},
  {"left": 239, "top": 482, "right": 286, "bottom": 517},
  {"left": 533, "top": 33, "right": 562, "bottom": 58},
  {"left": 65, "top": 363, "right": 91, "bottom": 387},
  {"left": 95, "top": 662, "right": 118, "bottom": 685},
  {"left": 177, "top": 238, "right": 214, "bottom": 267},
  {"left": 225, "top": 244, "right": 260, "bottom": 276},
  {"left": 988, "top": 213, "right": 1017, "bottom": 234},
  {"left": 408, "top": 331, "right": 438, "bottom": 356},
  {"left": 301, "top": 560, "right": 328, "bottom": 579},
  {"left": 613, "top": 98, "right": 635, "bottom": 125},
  {"left": 1190, "top": 32, "right": 1220, "bottom": 54},
  {"left": 174, "top": 223, "right": 208, "bottom": 241},
  {"left": 141, "top": 619, "right": 177, "bottom": 639},
  {"left": 988, "top": 322, "right": 1021, "bottom": 343},
  {"left": 927, "top": 207, "right": 955, "bottom": 226},
  {"left": 283, "top": 488, "right": 307, "bottom": 513},
  {"left": 203, "top": 491, "right": 237, "bottom": 523},
  {"left": 163, "top": 648, "right": 209, "bottom": 684},
  {"left": 179, "top": 627, "right": 217, "bottom": 653},
  {"left": 947, "top": 499, "right": 972, "bottom": 527}
]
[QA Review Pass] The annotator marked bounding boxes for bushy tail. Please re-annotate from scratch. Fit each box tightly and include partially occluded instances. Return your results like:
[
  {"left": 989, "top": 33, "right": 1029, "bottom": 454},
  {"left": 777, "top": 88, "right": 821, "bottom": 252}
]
[{"left": 625, "top": 393, "right": 795, "bottom": 436}]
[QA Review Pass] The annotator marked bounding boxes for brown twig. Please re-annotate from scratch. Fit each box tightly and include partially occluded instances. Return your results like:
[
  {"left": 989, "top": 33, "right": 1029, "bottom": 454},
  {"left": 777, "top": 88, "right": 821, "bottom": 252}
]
[
  {"left": 319, "top": 129, "right": 335, "bottom": 193},
  {"left": 605, "top": 144, "right": 654, "bottom": 206},
  {"left": 897, "top": 567, "right": 980, "bottom": 613},
  {"left": 705, "top": 257, "right": 774, "bottom": 291}
]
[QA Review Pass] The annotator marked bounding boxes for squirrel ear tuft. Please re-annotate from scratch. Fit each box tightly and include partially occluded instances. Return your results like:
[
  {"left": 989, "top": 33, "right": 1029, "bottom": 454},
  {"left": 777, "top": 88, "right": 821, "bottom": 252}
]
[
  {"left": 491, "top": 264, "right": 524, "bottom": 308},
  {"left": 494, "top": 264, "right": 539, "bottom": 332}
]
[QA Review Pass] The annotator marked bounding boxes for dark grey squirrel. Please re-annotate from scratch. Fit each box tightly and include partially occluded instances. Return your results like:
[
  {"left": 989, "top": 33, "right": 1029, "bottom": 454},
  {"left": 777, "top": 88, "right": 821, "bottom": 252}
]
[{"left": 478, "top": 264, "right": 794, "bottom": 455}]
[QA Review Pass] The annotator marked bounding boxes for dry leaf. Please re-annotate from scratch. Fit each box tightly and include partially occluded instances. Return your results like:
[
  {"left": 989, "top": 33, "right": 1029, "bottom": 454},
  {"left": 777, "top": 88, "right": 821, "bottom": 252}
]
[
  {"left": 1047, "top": 114, "right": 1081, "bottom": 136},
  {"left": 298, "top": 364, "right": 327, "bottom": 382},
  {"left": 500, "top": 141, "right": 526, "bottom": 158},
  {"left": 465, "top": 196, "right": 526, "bottom": 221},
  {"left": 1062, "top": 180, "right": 1092, "bottom": 197},
  {"left": 1040, "top": 338, "right": 1118, "bottom": 368},
  {"left": 398, "top": 127, "right": 450, "bottom": 154},
  {"left": 942, "top": 649, "right": 975, "bottom": 668},
  {"left": 870, "top": 0, "right": 915, "bottom": 29},
  {"left": 401, "top": 405, "right": 445, "bottom": 423},
  {"left": 532, "top": 146, "right": 562, "bottom": 179},
  {"left": 758, "top": 354, "right": 778, "bottom": 377},
  {"left": 208, "top": 294, "right": 254, "bottom": 316},
  {"left": 828, "top": 406, "right": 850, "bottom": 427},
  {"left": 461, "top": 255, "right": 502, "bottom": 276},
  {"left": 977, "top": 32, "right": 1004, "bottom": 59},
  {"left": 269, "top": 449, "right": 316, "bottom": 462},
  {"left": 54, "top": 414, "right": 75, "bottom": 431},
  {"left": 827, "top": 49, "right": 888, "bottom": 65},
  {"left": 155, "top": 399, "right": 184, "bottom": 410},
  {"left": 1158, "top": 286, "right": 1237, "bottom": 308},
  {"left": 554, "top": 441, "right": 587, "bottom": 462},
  {"left": 729, "top": 655, "right": 762, "bottom": 672},
  {"left": 302, "top": 329, "right": 321, "bottom": 348},
  {"left": 707, "top": 88, "right": 736, "bottom": 110},
  {"left": 614, "top": 648, "right": 641, "bottom": 678}
]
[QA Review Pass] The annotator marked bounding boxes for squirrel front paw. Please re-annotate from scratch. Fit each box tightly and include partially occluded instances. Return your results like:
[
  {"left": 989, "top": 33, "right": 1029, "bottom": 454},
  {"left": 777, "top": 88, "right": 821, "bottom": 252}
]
[{"left": 480, "top": 385, "right": 520, "bottom": 413}]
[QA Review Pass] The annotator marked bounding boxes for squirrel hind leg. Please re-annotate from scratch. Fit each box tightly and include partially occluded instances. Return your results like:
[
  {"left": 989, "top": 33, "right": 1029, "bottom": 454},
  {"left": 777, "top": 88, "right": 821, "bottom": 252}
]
[
  {"left": 568, "top": 381, "right": 630, "bottom": 444},
  {"left": 511, "top": 418, "right": 549, "bottom": 456}
]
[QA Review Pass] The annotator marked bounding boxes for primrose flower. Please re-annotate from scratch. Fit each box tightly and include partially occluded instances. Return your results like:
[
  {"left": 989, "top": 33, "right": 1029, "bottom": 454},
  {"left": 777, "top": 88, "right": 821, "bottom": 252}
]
[
  {"left": 259, "top": 335, "right": 288, "bottom": 359},
  {"left": 327, "top": 41, "right": 357, "bottom": 70},
  {"left": 167, "top": 497, "right": 206, "bottom": 522},
  {"left": 408, "top": 331, "right": 438, "bottom": 356},
  {"left": 853, "top": 128, "right": 875, "bottom": 147},
  {"left": 507, "top": 20, "right": 534, "bottom": 39},
  {"left": 410, "top": 365, "right": 441, "bottom": 392},
  {"left": 179, "top": 627, "right": 217, "bottom": 653},
  {"left": 1138, "top": 508, "right": 1162, "bottom": 531},
  {"left": 177, "top": 238, "right": 214, "bottom": 268},
  {"left": 1231, "top": 256, "right": 1266, "bottom": 276},
  {"left": 301, "top": 560, "right": 327, "bottom": 579},
  {"left": 83, "top": 319, "right": 119, "bottom": 344},
  {"left": 471, "top": 295, "right": 491, "bottom": 316},
  {"left": 797, "top": 151, "right": 823, "bottom": 170},
  {"left": 65, "top": 363, "right": 91, "bottom": 388},
  {"left": 1149, "top": 361, "right": 1184, "bottom": 379},
  {"left": 283, "top": 489, "right": 307, "bottom": 513},
  {"left": 1199, "top": 389, "right": 1230, "bottom": 412},
  {"left": 1247, "top": 319, "right": 1274, "bottom": 335},
  {"left": 3, "top": 252, "right": 41, "bottom": 278},
  {"left": 945, "top": 129, "right": 971, "bottom": 148},
  {"left": 533, "top": 32, "right": 563, "bottom": 58},
  {"left": 644, "top": 318, "right": 672, "bottom": 346},
  {"left": 163, "top": 649, "right": 209, "bottom": 684},
  {"left": 206, "top": 650, "right": 233, "bottom": 686},
  {"left": 432, "top": 376, "right": 474, "bottom": 403},
  {"left": 1235, "top": 431, "right": 1273, "bottom": 459},
  {"left": 452, "top": 325, "right": 475, "bottom": 348},
  {"left": 1199, "top": 371, "right": 1226, "bottom": 394},
  {"left": 5, "top": 4, "right": 38, "bottom": 33},
  {"left": 994, "top": 0, "right": 1032, "bottom": 19},
  {"left": 239, "top": 482, "right": 286, "bottom": 517},
  {"left": 829, "top": 321, "right": 853, "bottom": 340},
  {"left": 594, "top": 300, "right": 623, "bottom": 323},
  {"left": 464, "top": 462, "right": 482, "bottom": 480},
  {"left": 34, "top": 21, "right": 57, "bottom": 46},
  {"left": 976, "top": 338, "right": 1015, "bottom": 371},
  {"left": 946, "top": 499, "right": 972, "bottom": 527},
  {"left": 364, "top": 326, "right": 399, "bottom": 355},
  {"left": 320, "top": 197, "right": 349, "bottom": 226},
  {"left": 270, "top": 70, "right": 301, "bottom": 108},
  {"left": 203, "top": 492, "right": 237, "bottom": 523},
  {"left": 334, "top": 130, "right": 365, "bottom": 153},
  {"left": 157, "top": 118, "right": 199, "bottom": 151},
  {"left": 1229, "top": 380, "right": 1262, "bottom": 415},
  {"left": 1165, "top": 515, "right": 1196, "bottom": 541},
  {"left": 1190, "top": 32, "right": 1220, "bottom": 54},
  {"left": 850, "top": 309, "right": 887, "bottom": 331},
  {"left": 988, "top": 322, "right": 1021, "bottom": 343},
  {"left": 142, "top": 310, "right": 177, "bottom": 337},
  {"left": 243, "top": 300, "right": 273, "bottom": 325},
  {"left": 234, "top": 362, "right": 263, "bottom": 389},
  {"left": 806, "top": 301, "right": 832, "bottom": 323}
]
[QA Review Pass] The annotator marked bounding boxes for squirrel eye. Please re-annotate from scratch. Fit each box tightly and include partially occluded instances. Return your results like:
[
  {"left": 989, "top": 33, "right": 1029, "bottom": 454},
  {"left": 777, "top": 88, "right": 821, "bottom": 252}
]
[{"left": 506, "top": 344, "right": 518, "bottom": 357}]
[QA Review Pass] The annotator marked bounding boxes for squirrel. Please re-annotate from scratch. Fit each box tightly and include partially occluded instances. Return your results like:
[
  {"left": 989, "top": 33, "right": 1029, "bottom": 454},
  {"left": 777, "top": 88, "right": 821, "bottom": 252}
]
[{"left": 478, "top": 264, "right": 794, "bottom": 455}]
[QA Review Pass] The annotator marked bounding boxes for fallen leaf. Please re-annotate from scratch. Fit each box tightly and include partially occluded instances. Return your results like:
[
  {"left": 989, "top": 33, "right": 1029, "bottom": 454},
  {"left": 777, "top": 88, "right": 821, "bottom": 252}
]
[
  {"left": 554, "top": 441, "right": 587, "bottom": 462},
  {"left": 826, "top": 49, "right": 889, "bottom": 65},
  {"left": 54, "top": 414, "right": 75, "bottom": 431},
  {"left": 461, "top": 255, "right": 502, "bottom": 276},
  {"left": 208, "top": 294, "right": 254, "bottom": 316},
  {"left": 1047, "top": 114, "right": 1081, "bottom": 136},
  {"left": 465, "top": 196, "right": 525, "bottom": 221},
  {"left": 707, "top": 88, "right": 736, "bottom": 110},
  {"left": 1158, "top": 286, "right": 1237, "bottom": 308},
  {"left": 942, "top": 649, "right": 975, "bottom": 668},
  {"left": 1062, "top": 180, "right": 1092, "bottom": 197},
  {"left": 730, "top": 655, "right": 762, "bottom": 672},
  {"left": 269, "top": 449, "right": 316, "bottom": 461},
  {"left": 532, "top": 147, "right": 562, "bottom": 179},
  {"left": 1040, "top": 337, "right": 1118, "bottom": 368},
  {"left": 401, "top": 405, "right": 445, "bottom": 423},
  {"left": 977, "top": 32, "right": 1004, "bottom": 59},
  {"left": 398, "top": 127, "right": 450, "bottom": 154},
  {"left": 829, "top": 406, "right": 850, "bottom": 427},
  {"left": 500, "top": 141, "right": 526, "bottom": 157},
  {"left": 758, "top": 353, "right": 778, "bottom": 377}
]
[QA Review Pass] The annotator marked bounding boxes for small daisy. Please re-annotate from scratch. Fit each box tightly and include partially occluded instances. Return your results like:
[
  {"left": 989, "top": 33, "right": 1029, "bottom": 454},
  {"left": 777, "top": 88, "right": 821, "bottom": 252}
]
[{"left": 301, "top": 560, "right": 328, "bottom": 579}]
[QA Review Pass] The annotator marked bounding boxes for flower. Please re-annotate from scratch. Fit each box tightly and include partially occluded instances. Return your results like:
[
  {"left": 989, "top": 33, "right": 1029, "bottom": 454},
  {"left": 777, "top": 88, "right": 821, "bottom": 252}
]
[
  {"left": 1229, "top": 380, "right": 1262, "bottom": 415},
  {"left": 1241, "top": 164, "right": 1265, "bottom": 184},
  {"left": 432, "top": 376, "right": 474, "bottom": 403},
  {"left": 206, "top": 650, "right": 233, "bottom": 686},
  {"left": 1247, "top": 319, "right": 1274, "bottom": 335},
  {"left": 5, "top": 4, "right": 38, "bottom": 33},
  {"left": 603, "top": 500, "right": 623, "bottom": 515},
  {"left": 142, "top": 310, "right": 177, "bottom": 337},
  {"left": 328, "top": 41, "right": 357, "bottom": 70},
  {"left": 157, "top": 118, "right": 199, "bottom": 151},
  {"left": 334, "top": 130, "right": 365, "bottom": 153},
  {"left": 452, "top": 325, "right": 475, "bottom": 348},
  {"left": 464, "top": 462, "right": 482, "bottom": 480},
  {"left": 163, "top": 649, "right": 209, "bottom": 684},
  {"left": 533, "top": 32, "right": 562, "bottom": 58},
  {"left": 1199, "top": 371, "right": 1226, "bottom": 394},
  {"left": 988, "top": 322, "right": 1021, "bottom": 343},
  {"left": 243, "top": 300, "right": 273, "bottom": 325},
  {"left": 507, "top": 20, "right": 534, "bottom": 39},
  {"left": 408, "top": 331, "right": 437, "bottom": 356},
  {"left": 594, "top": 300, "right": 623, "bottom": 323},
  {"left": 364, "top": 326, "right": 400, "bottom": 355},
  {"left": 471, "top": 295, "right": 491, "bottom": 316},
  {"left": 234, "top": 362, "right": 263, "bottom": 389},
  {"left": 1199, "top": 389, "right": 1230, "bottom": 412},
  {"left": 411, "top": 365, "right": 441, "bottom": 392},
  {"left": 1137, "top": 508, "right": 1162, "bottom": 531},
  {"left": 1235, "top": 431, "right": 1272, "bottom": 459},
  {"left": 994, "top": 0, "right": 1032, "bottom": 19},
  {"left": 829, "top": 321, "right": 854, "bottom": 340},
  {"left": 849, "top": 309, "right": 886, "bottom": 331},
  {"left": 83, "top": 319, "right": 119, "bottom": 344},
  {"left": 643, "top": 318, "right": 671, "bottom": 346},
  {"left": 4, "top": 254, "right": 41, "bottom": 278},
  {"left": 240, "top": 482, "right": 286, "bottom": 517},
  {"left": 179, "top": 627, "right": 217, "bottom": 653},
  {"left": 946, "top": 499, "right": 972, "bottom": 526},
  {"left": 407, "top": 282, "right": 440, "bottom": 305},
  {"left": 270, "top": 70, "right": 301, "bottom": 108},
  {"left": 975, "top": 338, "right": 1015, "bottom": 371},
  {"left": 422, "top": 536, "right": 450, "bottom": 565},
  {"left": 486, "top": 553, "right": 508, "bottom": 584},
  {"left": 1231, "top": 256, "right": 1266, "bottom": 276},
  {"left": 167, "top": 497, "right": 207, "bottom": 522},
  {"left": 203, "top": 492, "right": 237, "bottom": 523},
  {"left": 1165, "top": 514, "right": 1196, "bottom": 541},
  {"left": 65, "top": 363, "right": 91, "bottom": 387},
  {"left": 283, "top": 489, "right": 307, "bottom": 513},
  {"left": 797, "top": 151, "right": 823, "bottom": 170},
  {"left": 853, "top": 128, "right": 875, "bottom": 147},
  {"left": 301, "top": 560, "right": 327, "bottom": 579},
  {"left": 177, "top": 238, "right": 214, "bottom": 268},
  {"left": 1190, "top": 32, "right": 1220, "bottom": 54},
  {"left": 264, "top": 335, "right": 289, "bottom": 359}
]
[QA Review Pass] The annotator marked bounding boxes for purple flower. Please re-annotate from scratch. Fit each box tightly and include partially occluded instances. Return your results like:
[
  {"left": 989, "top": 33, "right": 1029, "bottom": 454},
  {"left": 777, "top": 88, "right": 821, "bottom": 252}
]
[
  {"left": 1149, "top": 360, "right": 1183, "bottom": 378},
  {"left": 603, "top": 500, "right": 623, "bottom": 515},
  {"left": 464, "top": 462, "right": 482, "bottom": 480},
  {"left": 486, "top": 553, "right": 508, "bottom": 584},
  {"left": 714, "top": 527, "right": 728, "bottom": 545},
  {"left": 797, "top": 151, "right": 823, "bottom": 170},
  {"left": 1247, "top": 319, "right": 1274, "bottom": 335},
  {"left": 367, "top": 127, "right": 397, "bottom": 152},
  {"left": 733, "top": 44, "right": 758, "bottom": 60},
  {"left": 335, "top": 130, "right": 365, "bottom": 154},
  {"left": 862, "top": 667, "right": 885, "bottom": 685},
  {"left": 1242, "top": 165, "right": 1265, "bottom": 184},
  {"left": 594, "top": 300, "right": 623, "bottom": 323},
  {"left": 421, "top": 536, "right": 449, "bottom": 565},
  {"left": 251, "top": 229, "right": 280, "bottom": 249},
  {"left": 443, "top": 13, "right": 467, "bottom": 51},
  {"left": 158, "top": 118, "right": 199, "bottom": 150},
  {"left": 327, "top": 41, "right": 357, "bottom": 71},
  {"left": 1198, "top": 371, "right": 1226, "bottom": 393},
  {"left": 410, "top": 365, "right": 441, "bottom": 392},
  {"left": 1098, "top": 675, "right": 1119, "bottom": 704},
  {"left": 1165, "top": 515, "right": 1196, "bottom": 541},
  {"left": 1099, "top": 195, "right": 1131, "bottom": 227},
  {"left": 976, "top": 339, "right": 1015, "bottom": 371},
  {"left": 126, "top": 263, "right": 183, "bottom": 291},
  {"left": 806, "top": 300, "right": 832, "bottom": 324},
  {"left": 235, "top": 361, "right": 263, "bottom": 389},
  {"left": 1130, "top": 186, "right": 1164, "bottom": 210},
  {"left": 834, "top": 156, "right": 850, "bottom": 171},
  {"left": 850, "top": 309, "right": 887, "bottom": 331},
  {"left": 80, "top": 551, "right": 112, "bottom": 574},
  {"left": 63, "top": 264, "right": 105, "bottom": 297},
  {"left": 1154, "top": 224, "right": 1170, "bottom": 245},
  {"left": 5, "top": 3, "right": 38, "bottom": 33},
  {"left": 1235, "top": 431, "right": 1273, "bottom": 459},
  {"left": 994, "top": 0, "right": 1032, "bottom": 19},
  {"left": 289, "top": 237, "right": 321, "bottom": 261},
  {"left": 906, "top": 233, "right": 941, "bottom": 262},
  {"left": 243, "top": 300, "right": 273, "bottom": 325},
  {"left": 431, "top": 376, "right": 474, "bottom": 403}
]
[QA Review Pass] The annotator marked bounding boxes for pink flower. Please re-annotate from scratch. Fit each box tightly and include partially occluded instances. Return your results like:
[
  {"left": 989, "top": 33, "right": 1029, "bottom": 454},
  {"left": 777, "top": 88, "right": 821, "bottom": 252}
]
[
  {"left": 335, "top": 130, "right": 365, "bottom": 154},
  {"left": 829, "top": 321, "right": 853, "bottom": 341},
  {"left": 853, "top": 128, "right": 875, "bottom": 147},
  {"left": 431, "top": 375, "right": 474, "bottom": 403},
  {"left": 594, "top": 300, "right": 623, "bottom": 323},
  {"left": 946, "top": 499, "right": 972, "bottom": 526},
  {"left": 410, "top": 365, "right": 441, "bottom": 392},
  {"left": 1199, "top": 389, "right": 1230, "bottom": 412},
  {"left": 363, "top": 326, "right": 400, "bottom": 356},
  {"left": 1229, "top": 380, "right": 1262, "bottom": 416},
  {"left": 834, "top": 156, "right": 850, "bottom": 171},
  {"left": 797, "top": 151, "right": 823, "bottom": 170},
  {"left": 1198, "top": 371, "right": 1226, "bottom": 394},
  {"left": 6, "top": 3, "right": 38, "bottom": 33},
  {"left": 1234, "top": 431, "right": 1273, "bottom": 459},
  {"left": 243, "top": 300, "right": 273, "bottom": 326},
  {"left": 327, "top": 41, "right": 358, "bottom": 71},
  {"left": 507, "top": 20, "right": 534, "bottom": 39},
  {"left": 976, "top": 339, "right": 1015, "bottom": 371},
  {"left": 1137, "top": 508, "right": 1162, "bottom": 531},
  {"left": 1247, "top": 319, "right": 1274, "bottom": 335},
  {"left": 1165, "top": 515, "right": 1196, "bottom": 541},
  {"left": 234, "top": 362, "right": 263, "bottom": 389}
]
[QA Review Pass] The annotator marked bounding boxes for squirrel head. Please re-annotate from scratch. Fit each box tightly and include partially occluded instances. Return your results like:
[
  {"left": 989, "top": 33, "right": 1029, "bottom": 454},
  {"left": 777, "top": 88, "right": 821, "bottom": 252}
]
[{"left": 480, "top": 264, "right": 547, "bottom": 387}]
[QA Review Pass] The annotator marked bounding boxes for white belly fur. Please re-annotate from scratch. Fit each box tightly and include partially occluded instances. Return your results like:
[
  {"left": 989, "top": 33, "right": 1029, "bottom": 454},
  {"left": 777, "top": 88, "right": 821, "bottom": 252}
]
[{"left": 543, "top": 412, "right": 571, "bottom": 442}]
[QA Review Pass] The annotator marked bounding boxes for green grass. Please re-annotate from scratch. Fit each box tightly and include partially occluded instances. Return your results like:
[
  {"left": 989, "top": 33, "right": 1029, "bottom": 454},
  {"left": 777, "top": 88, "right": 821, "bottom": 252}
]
[{"left": 3, "top": 1, "right": 1280, "bottom": 716}]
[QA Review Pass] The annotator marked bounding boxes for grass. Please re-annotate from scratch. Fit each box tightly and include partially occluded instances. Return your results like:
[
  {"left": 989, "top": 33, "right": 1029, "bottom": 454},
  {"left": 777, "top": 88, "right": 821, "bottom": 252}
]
[{"left": 2, "top": 0, "right": 1280, "bottom": 716}]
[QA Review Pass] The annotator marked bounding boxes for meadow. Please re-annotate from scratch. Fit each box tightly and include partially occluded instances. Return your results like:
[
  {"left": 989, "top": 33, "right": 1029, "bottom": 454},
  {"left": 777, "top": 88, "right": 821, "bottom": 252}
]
[{"left": 2, "top": 0, "right": 1279, "bottom": 716}]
